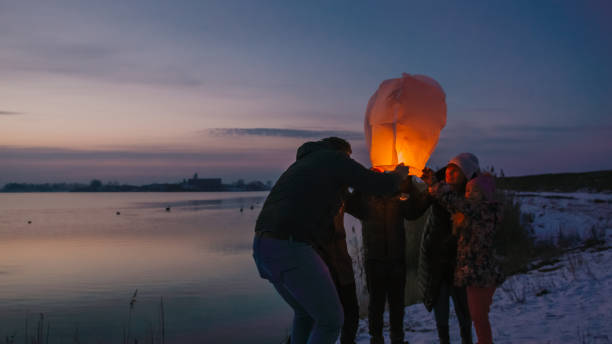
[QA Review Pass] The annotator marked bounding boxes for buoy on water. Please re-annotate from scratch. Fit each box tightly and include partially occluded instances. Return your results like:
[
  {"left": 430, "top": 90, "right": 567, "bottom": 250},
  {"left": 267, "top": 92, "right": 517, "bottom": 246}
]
[{"left": 116, "top": 211, "right": 121, "bottom": 215}]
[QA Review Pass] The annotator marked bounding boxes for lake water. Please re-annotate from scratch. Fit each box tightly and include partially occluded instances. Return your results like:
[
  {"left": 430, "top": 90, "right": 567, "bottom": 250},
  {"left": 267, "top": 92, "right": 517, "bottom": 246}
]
[{"left": 0, "top": 192, "right": 293, "bottom": 343}]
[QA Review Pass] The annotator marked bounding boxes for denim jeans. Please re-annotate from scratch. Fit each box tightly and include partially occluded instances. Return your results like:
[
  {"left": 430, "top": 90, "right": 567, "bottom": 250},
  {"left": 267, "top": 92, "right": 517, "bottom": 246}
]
[{"left": 253, "top": 235, "right": 344, "bottom": 344}]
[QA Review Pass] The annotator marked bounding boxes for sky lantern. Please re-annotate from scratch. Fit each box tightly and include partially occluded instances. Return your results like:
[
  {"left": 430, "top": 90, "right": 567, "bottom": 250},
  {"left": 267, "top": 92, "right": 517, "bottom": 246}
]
[{"left": 365, "top": 73, "right": 447, "bottom": 176}]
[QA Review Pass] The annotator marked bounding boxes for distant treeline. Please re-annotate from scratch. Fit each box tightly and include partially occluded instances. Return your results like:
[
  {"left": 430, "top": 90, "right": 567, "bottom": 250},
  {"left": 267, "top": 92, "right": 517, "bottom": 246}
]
[
  {"left": 497, "top": 170, "right": 612, "bottom": 193},
  {"left": 0, "top": 178, "right": 273, "bottom": 193},
  {"left": 5, "top": 170, "right": 612, "bottom": 193}
]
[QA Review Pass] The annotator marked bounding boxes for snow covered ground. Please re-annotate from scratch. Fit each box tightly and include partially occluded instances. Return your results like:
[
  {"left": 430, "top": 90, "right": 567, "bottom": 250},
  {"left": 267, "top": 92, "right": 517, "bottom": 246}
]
[
  {"left": 348, "top": 191, "right": 612, "bottom": 344},
  {"left": 517, "top": 191, "right": 612, "bottom": 243}
]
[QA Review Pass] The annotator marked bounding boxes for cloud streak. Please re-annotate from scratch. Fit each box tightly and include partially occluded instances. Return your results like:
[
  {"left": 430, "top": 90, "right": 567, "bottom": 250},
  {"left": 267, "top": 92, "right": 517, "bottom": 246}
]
[
  {"left": 493, "top": 124, "right": 612, "bottom": 135},
  {"left": 0, "top": 146, "right": 286, "bottom": 162},
  {"left": 0, "top": 111, "right": 21, "bottom": 115},
  {"left": 207, "top": 128, "right": 364, "bottom": 140},
  {"left": 454, "top": 106, "right": 513, "bottom": 114},
  {"left": 0, "top": 145, "right": 296, "bottom": 184}
]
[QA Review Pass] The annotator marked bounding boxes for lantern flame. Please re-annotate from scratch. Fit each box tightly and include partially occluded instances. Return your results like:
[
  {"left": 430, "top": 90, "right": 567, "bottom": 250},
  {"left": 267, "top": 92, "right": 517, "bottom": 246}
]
[{"left": 365, "top": 73, "right": 447, "bottom": 177}]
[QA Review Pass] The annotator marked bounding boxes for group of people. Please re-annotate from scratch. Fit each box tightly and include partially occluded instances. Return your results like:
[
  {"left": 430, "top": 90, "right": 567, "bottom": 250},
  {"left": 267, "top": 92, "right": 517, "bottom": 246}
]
[{"left": 253, "top": 137, "right": 504, "bottom": 344}]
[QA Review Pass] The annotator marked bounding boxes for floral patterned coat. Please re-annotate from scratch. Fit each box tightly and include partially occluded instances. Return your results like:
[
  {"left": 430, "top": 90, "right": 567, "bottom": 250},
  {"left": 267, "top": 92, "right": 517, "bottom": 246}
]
[{"left": 431, "top": 183, "right": 505, "bottom": 288}]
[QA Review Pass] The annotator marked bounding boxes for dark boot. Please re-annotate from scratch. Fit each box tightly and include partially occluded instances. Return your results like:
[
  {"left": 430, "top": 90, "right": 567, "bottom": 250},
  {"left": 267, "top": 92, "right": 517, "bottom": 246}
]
[
  {"left": 459, "top": 322, "right": 473, "bottom": 344},
  {"left": 391, "top": 338, "right": 409, "bottom": 344},
  {"left": 436, "top": 324, "right": 450, "bottom": 344},
  {"left": 391, "top": 336, "right": 407, "bottom": 344},
  {"left": 370, "top": 335, "right": 384, "bottom": 344}
]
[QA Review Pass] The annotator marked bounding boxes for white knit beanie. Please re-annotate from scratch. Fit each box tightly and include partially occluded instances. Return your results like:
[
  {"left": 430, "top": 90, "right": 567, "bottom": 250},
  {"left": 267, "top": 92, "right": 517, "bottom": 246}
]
[{"left": 448, "top": 153, "right": 480, "bottom": 180}]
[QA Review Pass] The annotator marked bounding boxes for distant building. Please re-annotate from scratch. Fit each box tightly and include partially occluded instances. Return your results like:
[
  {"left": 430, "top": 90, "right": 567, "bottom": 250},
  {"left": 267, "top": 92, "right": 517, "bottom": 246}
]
[{"left": 186, "top": 175, "right": 223, "bottom": 191}]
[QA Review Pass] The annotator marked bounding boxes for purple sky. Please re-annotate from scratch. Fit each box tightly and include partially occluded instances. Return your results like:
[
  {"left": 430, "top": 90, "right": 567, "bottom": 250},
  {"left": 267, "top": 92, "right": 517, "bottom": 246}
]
[{"left": 1, "top": 1, "right": 611, "bottom": 185}]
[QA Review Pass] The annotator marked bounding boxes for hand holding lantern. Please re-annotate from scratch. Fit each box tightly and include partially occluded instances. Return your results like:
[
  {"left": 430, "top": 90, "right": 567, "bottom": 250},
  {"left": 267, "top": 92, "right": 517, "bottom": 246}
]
[
  {"left": 393, "top": 163, "right": 410, "bottom": 180},
  {"left": 421, "top": 167, "right": 437, "bottom": 187}
]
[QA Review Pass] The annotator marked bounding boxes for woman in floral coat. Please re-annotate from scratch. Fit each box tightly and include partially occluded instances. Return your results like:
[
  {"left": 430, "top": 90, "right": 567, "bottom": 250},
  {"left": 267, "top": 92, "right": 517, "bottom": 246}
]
[{"left": 430, "top": 173, "right": 504, "bottom": 344}]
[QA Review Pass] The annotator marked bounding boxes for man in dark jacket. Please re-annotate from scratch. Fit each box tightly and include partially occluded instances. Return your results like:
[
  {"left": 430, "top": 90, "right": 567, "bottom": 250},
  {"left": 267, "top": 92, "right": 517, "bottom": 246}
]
[
  {"left": 253, "top": 137, "right": 410, "bottom": 344},
  {"left": 417, "top": 153, "right": 480, "bottom": 344},
  {"left": 345, "top": 174, "right": 431, "bottom": 344}
]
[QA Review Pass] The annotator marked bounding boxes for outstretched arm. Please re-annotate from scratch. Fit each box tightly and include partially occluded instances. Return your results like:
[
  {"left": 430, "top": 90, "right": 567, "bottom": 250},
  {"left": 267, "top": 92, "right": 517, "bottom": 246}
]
[
  {"left": 401, "top": 186, "right": 433, "bottom": 220},
  {"left": 333, "top": 152, "right": 407, "bottom": 197}
]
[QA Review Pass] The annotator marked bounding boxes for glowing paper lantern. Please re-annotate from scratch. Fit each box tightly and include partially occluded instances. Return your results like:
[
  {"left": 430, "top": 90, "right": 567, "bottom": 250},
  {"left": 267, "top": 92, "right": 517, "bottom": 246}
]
[{"left": 365, "top": 73, "right": 447, "bottom": 176}]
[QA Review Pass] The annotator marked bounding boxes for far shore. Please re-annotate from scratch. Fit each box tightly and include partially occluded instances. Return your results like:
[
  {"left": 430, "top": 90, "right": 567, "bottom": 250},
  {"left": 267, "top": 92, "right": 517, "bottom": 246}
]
[{"left": 3, "top": 169, "right": 611, "bottom": 193}]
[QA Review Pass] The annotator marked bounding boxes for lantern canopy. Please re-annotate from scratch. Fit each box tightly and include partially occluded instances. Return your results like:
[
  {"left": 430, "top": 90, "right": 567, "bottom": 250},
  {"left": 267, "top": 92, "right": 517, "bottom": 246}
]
[{"left": 364, "top": 73, "right": 447, "bottom": 176}]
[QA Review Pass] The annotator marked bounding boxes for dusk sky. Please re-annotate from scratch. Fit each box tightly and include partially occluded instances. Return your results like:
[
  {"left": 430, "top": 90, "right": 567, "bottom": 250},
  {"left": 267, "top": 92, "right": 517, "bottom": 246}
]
[{"left": 1, "top": 1, "right": 611, "bottom": 185}]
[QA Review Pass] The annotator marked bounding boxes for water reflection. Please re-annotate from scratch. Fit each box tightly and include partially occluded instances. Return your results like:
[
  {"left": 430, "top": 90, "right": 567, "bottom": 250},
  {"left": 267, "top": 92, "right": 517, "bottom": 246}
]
[
  {"left": 136, "top": 195, "right": 265, "bottom": 211},
  {"left": 0, "top": 192, "right": 291, "bottom": 343}
]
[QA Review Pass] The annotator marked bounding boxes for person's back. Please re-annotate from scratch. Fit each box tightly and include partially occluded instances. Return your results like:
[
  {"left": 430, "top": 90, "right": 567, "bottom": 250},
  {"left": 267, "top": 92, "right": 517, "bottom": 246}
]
[
  {"left": 346, "top": 180, "right": 431, "bottom": 264},
  {"left": 256, "top": 140, "right": 401, "bottom": 246},
  {"left": 348, "top": 194, "right": 406, "bottom": 263}
]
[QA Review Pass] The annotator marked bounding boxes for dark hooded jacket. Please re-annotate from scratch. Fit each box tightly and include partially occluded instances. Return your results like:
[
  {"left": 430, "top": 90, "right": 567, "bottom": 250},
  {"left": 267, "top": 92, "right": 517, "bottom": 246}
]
[
  {"left": 417, "top": 167, "right": 461, "bottom": 312},
  {"left": 345, "top": 182, "right": 431, "bottom": 264},
  {"left": 255, "top": 140, "right": 403, "bottom": 248},
  {"left": 316, "top": 204, "right": 356, "bottom": 286}
]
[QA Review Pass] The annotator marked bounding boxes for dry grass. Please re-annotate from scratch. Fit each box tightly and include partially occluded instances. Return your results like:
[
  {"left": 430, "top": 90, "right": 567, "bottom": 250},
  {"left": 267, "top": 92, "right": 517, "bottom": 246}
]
[{"left": 3, "top": 291, "right": 167, "bottom": 344}]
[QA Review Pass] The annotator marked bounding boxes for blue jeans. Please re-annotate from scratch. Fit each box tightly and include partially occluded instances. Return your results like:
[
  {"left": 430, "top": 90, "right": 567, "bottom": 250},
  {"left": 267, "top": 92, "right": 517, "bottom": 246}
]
[{"left": 253, "top": 235, "right": 344, "bottom": 344}]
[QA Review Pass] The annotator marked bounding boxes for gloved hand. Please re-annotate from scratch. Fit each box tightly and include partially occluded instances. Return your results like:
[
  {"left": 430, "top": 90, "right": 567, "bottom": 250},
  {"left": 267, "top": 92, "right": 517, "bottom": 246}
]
[
  {"left": 452, "top": 212, "right": 468, "bottom": 235},
  {"left": 428, "top": 181, "right": 451, "bottom": 196},
  {"left": 393, "top": 163, "right": 410, "bottom": 180},
  {"left": 399, "top": 175, "right": 414, "bottom": 193},
  {"left": 421, "top": 167, "right": 436, "bottom": 186}
]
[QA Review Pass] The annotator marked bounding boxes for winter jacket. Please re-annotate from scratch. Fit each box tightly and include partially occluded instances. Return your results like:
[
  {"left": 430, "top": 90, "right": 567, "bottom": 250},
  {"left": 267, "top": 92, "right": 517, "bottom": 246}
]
[
  {"left": 431, "top": 184, "right": 505, "bottom": 288},
  {"left": 316, "top": 203, "right": 356, "bottom": 286},
  {"left": 255, "top": 140, "right": 402, "bottom": 248},
  {"left": 345, "top": 182, "right": 431, "bottom": 264},
  {"left": 416, "top": 168, "right": 459, "bottom": 312}
]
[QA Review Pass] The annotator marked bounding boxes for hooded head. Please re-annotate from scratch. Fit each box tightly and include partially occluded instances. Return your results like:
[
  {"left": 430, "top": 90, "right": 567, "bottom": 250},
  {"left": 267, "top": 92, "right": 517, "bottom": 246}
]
[
  {"left": 321, "top": 137, "right": 352, "bottom": 155},
  {"left": 466, "top": 173, "right": 495, "bottom": 202},
  {"left": 448, "top": 153, "right": 480, "bottom": 181},
  {"left": 296, "top": 137, "right": 352, "bottom": 160}
]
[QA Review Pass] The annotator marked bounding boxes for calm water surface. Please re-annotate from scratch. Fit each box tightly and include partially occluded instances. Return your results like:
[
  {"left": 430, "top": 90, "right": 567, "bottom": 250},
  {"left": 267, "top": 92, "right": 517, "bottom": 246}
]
[{"left": 0, "top": 192, "right": 292, "bottom": 343}]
